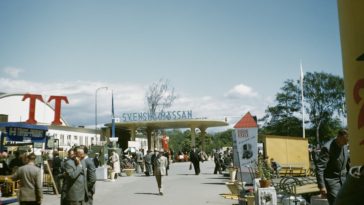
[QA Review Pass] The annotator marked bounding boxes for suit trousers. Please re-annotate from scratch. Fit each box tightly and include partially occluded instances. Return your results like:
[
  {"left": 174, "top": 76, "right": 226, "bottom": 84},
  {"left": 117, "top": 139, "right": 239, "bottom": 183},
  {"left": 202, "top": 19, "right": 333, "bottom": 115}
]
[
  {"left": 192, "top": 161, "right": 200, "bottom": 175},
  {"left": 325, "top": 180, "right": 341, "bottom": 205},
  {"left": 155, "top": 174, "right": 162, "bottom": 190}
]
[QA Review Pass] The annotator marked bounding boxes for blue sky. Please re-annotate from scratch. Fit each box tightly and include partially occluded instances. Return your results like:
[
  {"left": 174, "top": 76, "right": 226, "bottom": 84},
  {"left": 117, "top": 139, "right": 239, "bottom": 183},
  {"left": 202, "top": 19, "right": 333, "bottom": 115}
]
[{"left": 0, "top": 1, "right": 343, "bottom": 129}]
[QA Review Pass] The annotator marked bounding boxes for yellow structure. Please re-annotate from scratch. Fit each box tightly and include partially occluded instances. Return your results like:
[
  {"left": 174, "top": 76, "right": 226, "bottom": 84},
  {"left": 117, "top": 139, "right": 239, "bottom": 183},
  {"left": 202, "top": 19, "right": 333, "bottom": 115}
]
[
  {"left": 338, "top": 0, "right": 364, "bottom": 166},
  {"left": 263, "top": 135, "right": 309, "bottom": 171}
]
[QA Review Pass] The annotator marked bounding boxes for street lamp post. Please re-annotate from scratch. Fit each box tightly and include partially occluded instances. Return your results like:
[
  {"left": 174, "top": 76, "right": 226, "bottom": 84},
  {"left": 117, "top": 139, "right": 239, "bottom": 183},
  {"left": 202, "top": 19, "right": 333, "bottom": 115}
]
[{"left": 95, "top": 86, "right": 108, "bottom": 138}]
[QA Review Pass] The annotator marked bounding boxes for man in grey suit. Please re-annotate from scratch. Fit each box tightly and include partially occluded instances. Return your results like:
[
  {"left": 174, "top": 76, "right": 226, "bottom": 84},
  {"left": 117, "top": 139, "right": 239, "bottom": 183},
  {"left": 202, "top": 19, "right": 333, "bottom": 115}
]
[
  {"left": 316, "top": 129, "right": 350, "bottom": 205},
  {"left": 12, "top": 152, "right": 42, "bottom": 205},
  {"left": 62, "top": 148, "right": 88, "bottom": 205},
  {"left": 154, "top": 149, "right": 168, "bottom": 195},
  {"left": 77, "top": 146, "right": 96, "bottom": 205}
]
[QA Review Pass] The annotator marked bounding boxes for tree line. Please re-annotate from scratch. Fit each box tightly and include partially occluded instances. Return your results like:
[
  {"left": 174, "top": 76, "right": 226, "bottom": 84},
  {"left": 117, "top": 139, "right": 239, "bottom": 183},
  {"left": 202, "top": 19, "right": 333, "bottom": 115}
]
[
  {"left": 259, "top": 71, "right": 346, "bottom": 145},
  {"left": 150, "top": 72, "right": 346, "bottom": 153}
]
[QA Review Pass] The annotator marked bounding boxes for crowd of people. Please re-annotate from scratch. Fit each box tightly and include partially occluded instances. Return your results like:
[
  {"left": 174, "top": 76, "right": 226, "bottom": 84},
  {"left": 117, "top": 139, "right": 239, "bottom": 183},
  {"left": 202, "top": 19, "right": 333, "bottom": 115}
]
[{"left": 0, "top": 145, "right": 237, "bottom": 204}]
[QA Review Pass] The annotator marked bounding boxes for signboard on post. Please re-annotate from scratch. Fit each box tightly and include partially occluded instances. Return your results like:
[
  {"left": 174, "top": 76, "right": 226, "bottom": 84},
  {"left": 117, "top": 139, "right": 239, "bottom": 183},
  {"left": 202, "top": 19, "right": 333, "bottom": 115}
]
[{"left": 233, "top": 112, "right": 258, "bottom": 183}]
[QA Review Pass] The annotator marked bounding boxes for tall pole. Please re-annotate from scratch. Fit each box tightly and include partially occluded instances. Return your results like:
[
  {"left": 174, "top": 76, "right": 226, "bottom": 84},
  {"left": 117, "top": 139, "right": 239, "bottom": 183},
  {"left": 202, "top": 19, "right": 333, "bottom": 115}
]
[
  {"left": 111, "top": 90, "right": 115, "bottom": 138},
  {"left": 95, "top": 86, "right": 108, "bottom": 138},
  {"left": 300, "top": 62, "right": 305, "bottom": 139}
]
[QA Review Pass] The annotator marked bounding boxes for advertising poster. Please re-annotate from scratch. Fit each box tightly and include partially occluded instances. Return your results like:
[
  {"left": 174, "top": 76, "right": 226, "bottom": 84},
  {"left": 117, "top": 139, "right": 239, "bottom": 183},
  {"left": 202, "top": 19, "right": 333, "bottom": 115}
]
[
  {"left": 235, "top": 127, "right": 258, "bottom": 168},
  {"left": 233, "top": 112, "right": 258, "bottom": 183}
]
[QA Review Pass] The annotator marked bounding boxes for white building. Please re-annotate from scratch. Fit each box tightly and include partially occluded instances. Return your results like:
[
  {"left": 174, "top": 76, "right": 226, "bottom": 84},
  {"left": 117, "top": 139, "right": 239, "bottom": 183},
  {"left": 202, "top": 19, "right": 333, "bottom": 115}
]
[{"left": 0, "top": 93, "right": 102, "bottom": 150}]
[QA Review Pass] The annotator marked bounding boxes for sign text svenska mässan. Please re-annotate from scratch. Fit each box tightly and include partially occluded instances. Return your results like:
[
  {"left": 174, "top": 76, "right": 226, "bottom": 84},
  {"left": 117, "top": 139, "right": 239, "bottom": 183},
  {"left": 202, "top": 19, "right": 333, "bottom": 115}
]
[{"left": 121, "top": 110, "right": 193, "bottom": 122}]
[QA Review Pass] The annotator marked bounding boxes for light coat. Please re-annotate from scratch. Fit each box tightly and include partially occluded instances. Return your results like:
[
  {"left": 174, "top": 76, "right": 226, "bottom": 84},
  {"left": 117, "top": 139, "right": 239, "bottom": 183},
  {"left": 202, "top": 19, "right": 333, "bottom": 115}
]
[
  {"left": 12, "top": 162, "right": 43, "bottom": 202},
  {"left": 154, "top": 155, "right": 168, "bottom": 176},
  {"left": 110, "top": 152, "right": 120, "bottom": 173}
]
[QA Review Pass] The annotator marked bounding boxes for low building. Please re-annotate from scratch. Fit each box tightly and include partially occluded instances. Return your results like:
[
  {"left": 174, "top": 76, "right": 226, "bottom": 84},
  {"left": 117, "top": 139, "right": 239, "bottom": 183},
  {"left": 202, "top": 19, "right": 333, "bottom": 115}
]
[{"left": 0, "top": 93, "right": 103, "bottom": 151}]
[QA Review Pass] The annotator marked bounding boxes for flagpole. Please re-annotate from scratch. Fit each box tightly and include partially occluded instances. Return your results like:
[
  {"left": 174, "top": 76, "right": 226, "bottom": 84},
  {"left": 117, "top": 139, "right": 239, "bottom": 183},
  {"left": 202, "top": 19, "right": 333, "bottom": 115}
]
[
  {"left": 111, "top": 90, "right": 116, "bottom": 138},
  {"left": 300, "top": 61, "right": 306, "bottom": 139}
]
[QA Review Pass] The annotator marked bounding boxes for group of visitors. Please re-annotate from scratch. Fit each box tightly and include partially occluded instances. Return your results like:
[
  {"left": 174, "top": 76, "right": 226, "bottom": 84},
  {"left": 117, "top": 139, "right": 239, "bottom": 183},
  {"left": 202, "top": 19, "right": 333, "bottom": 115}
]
[
  {"left": 60, "top": 146, "right": 96, "bottom": 205},
  {"left": 0, "top": 151, "right": 27, "bottom": 176},
  {"left": 5, "top": 145, "right": 227, "bottom": 203},
  {"left": 213, "top": 148, "right": 232, "bottom": 175}
]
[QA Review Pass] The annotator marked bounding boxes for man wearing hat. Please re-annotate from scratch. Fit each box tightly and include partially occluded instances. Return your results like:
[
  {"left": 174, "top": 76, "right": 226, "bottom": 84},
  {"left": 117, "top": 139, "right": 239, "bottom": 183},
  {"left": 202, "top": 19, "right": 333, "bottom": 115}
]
[{"left": 154, "top": 149, "right": 168, "bottom": 195}]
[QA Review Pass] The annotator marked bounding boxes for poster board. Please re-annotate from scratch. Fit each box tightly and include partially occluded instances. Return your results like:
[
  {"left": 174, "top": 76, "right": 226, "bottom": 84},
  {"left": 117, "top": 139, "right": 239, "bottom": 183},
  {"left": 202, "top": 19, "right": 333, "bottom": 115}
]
[
  {"left": 234, "top": 127, "right": 258, "bottom": 168},
  {"left": 263, "top": 135, "right": 309, "bottom": 170}
]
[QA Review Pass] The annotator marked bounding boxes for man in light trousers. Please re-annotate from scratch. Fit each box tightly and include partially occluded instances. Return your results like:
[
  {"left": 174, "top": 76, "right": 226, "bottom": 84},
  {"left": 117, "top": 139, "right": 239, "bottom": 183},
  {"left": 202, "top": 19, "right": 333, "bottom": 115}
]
[{"left": 154, "top": 149, "right": 168, "bottom": 195}]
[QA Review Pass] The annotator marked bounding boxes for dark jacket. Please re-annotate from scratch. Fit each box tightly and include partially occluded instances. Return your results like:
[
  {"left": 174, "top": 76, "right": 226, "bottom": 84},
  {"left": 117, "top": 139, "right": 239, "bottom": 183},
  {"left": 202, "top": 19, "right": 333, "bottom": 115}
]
[
  {"left": 52, "top": 156, "right": 63, "bottom": 176},
  {"left": 0, "top": 159, "right": 11, "bottom": 175},
  {"left": 316, "top": 139, "right": 350, "bottom": 190},
  {"left": 189, "top": 150, "right": 199, "bottom": 163},
  {"left": 83, "top": 157, "right": 96, "bottom": 194},
  {"left": 93, "top": 157, "right": 100, "bottom": 168}
]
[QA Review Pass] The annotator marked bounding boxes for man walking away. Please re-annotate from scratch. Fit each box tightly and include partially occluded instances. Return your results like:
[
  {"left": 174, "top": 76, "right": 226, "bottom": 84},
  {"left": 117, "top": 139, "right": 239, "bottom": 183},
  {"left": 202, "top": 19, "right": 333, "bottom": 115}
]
[
  {"left": 154, "top": 149, "right": 168, "bottom": 195},
  {"left": 12, "top": 152, "right": 43, "bottom": 205},
  {"left": 316, "top": 129, "right": 350, "bottom": 205}
]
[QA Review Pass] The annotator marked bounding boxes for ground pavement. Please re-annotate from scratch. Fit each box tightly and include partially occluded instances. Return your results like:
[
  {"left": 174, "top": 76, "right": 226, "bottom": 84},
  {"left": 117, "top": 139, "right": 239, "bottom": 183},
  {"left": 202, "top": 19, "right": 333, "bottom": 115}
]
[{"left": 40, "top": 160, "right": 237, "bottom": 205}]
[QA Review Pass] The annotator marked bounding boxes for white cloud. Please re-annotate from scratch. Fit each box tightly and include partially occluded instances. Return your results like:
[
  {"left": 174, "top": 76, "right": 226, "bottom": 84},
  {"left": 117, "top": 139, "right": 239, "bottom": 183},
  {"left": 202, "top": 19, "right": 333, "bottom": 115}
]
[
  {"left": 0, "top": 78, "right": 272, "bottom": 131},
  {"left": 225, "top": 84, "right": 258, "bottom": 98},
  {"left": 3, "top": 67, "right": 23, "bottom": 78}
]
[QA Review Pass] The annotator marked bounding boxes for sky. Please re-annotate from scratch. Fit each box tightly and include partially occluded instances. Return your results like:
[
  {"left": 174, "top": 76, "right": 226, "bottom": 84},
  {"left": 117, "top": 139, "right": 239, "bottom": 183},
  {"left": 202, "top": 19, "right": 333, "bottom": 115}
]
[{"left": 0, "top": 1, "right": 344, "bottom": 131}]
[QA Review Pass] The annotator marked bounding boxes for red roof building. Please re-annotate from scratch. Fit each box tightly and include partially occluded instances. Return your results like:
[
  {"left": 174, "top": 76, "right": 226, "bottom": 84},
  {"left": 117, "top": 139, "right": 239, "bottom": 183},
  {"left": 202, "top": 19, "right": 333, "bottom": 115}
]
[{"left": 234, "top": 112, "right": 258, "bottom": 128}]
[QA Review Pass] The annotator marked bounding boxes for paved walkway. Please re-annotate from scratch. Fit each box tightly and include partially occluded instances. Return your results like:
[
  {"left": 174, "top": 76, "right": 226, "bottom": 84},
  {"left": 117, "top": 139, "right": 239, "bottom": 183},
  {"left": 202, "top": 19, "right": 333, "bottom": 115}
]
[{"left": 41, "top": 160, "right": 237, "bottom": 205}]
